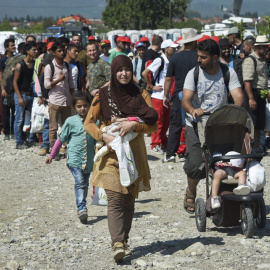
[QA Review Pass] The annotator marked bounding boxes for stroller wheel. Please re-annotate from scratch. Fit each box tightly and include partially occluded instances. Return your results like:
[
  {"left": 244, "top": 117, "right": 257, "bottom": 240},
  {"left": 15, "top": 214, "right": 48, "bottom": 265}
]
[
  {"left": 256, "top": 197, "right": 266, "bottom": 229},
  {"left": 241, "top": 204, "right": 254, "bottom": 238},
  {"left": 195, "top": 198, "right": 206, "bottom": 232}
]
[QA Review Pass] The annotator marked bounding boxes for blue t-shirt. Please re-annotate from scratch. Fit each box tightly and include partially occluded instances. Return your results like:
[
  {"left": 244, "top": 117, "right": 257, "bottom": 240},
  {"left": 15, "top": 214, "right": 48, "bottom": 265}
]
[
  {"left": 132, "top": 57, "right": 142, "bottom": 81},
  {"left": 0, "top": 55, "right": 8, "bottom": 71}
]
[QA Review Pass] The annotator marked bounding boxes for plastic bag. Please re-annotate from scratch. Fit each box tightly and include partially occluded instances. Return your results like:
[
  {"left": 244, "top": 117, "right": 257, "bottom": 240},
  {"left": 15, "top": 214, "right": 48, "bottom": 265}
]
[
  {"left": 246, "top": 160, "right": 266, "bottom": 192},
  {"left": 109, "top": 133, "right": 138, "bottom": 187},
  {"left": 91, "top": 186, "right": 108, "bottom": 206},
  {"left": 265, "top": 101, "right": 270, "bottom": 131},
  {"left": 30, "top": 113, "right": 44, "bottom": 133}
]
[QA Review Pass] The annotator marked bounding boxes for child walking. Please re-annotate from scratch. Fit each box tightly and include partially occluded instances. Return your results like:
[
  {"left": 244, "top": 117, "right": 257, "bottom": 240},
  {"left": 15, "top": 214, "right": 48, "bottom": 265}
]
[{"left": 46, "top": 92, "right": 95, "bottom": 223}]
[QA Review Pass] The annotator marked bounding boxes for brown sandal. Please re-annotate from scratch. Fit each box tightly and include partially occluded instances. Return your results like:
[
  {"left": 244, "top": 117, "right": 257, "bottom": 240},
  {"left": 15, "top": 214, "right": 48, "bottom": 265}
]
[{"left": 184, "top": 188, "right": 196, "bottom": 214}]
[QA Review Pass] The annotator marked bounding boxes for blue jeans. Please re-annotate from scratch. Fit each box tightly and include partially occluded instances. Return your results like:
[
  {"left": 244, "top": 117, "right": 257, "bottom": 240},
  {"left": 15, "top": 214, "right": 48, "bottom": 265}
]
[
  {"left": 14, "top": 93, "right": 37, "bottom": 145},
  {"left": 41, "top": 118, "right": 50, "bottom": 149},
  {"left": 68, "top": 166, "right": 90, "bottom": 212}
]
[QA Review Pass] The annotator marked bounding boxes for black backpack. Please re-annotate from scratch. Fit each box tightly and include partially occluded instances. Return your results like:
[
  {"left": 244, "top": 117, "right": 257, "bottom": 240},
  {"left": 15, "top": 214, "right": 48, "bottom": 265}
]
[
  {"left": 194, "top": 62, "right": 233, "bottom": 103},
  {"left": 40, "top": 61, "right": 70, "bottom": 99},
  {"left": 233, "top": 55, "right": 257, "bottom": 88}
]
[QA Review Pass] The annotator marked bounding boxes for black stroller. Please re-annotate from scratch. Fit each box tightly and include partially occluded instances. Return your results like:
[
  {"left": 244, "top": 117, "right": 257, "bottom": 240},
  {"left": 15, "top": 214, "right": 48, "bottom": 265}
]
[{"left": 195, "top": 105, "right": 266, "bottom": 238}]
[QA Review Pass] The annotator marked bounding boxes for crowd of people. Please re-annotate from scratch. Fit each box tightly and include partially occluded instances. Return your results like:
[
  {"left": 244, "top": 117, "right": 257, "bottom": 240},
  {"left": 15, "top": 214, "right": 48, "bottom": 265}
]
[{"left": 0, "top": 27, "right": 269, "bottom": 263}]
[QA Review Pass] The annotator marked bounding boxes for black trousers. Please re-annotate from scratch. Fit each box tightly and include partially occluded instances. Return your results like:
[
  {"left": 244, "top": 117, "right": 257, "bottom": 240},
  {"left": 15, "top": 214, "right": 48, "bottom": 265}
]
[
  {"left": 2, "top": 98, "right": 15, "bottom": 136},
  {"left": 165, "top": 95, "right": 183, "bottom": 157}
]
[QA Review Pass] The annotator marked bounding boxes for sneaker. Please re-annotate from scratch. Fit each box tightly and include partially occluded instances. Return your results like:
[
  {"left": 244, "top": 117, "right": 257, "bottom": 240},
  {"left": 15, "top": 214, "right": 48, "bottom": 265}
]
[
  {"left": 162, "top": 156, "right": 176, "bottom": 163},
  {"left": 53, "top": 154, "right": 61, "bottom": 161},
  {"left": 28, "top": 141, "right": 40, "bottom": 147},
  {"left": 151, "top": 145, "right": 164, "bottom": 155},
  {"left": 211, "top": 196, "right": 221, "bottom": 209},
  {"left": 113, "top": 242, "right": 125, "bottom": 263},
  {"left": 233, "top": 185, "right": 251, "bottom": 196},
  {"left": 178, "top": 153, "right": 186, "bottom": 161},
  {"left": 39, "top": 148, "right": 49, "bottom": 156},
  {"left": 124, "top": 241, "right": 132, "bottom": 256},
  {"left": 16, "top": 142, "right": 29, "bottom": 150},
  {"left": 4, "top": 135, "right": 10, "bottom": 141},
  {"left": 78, "top": 210, "right": 88, "bottom": 224}
]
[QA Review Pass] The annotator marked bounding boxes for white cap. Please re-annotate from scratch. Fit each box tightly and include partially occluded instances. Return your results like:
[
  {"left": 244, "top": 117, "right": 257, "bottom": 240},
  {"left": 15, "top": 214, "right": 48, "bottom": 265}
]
[{"left": 161, "top": 39, "right": 178, "bottom": 49}]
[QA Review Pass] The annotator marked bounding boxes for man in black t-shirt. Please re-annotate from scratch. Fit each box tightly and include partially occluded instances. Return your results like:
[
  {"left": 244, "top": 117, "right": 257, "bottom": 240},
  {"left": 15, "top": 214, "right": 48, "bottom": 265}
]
[
  {"left": 0, "top": 38, "right": 16, "bottom": 140},
  {"left": 162, "top": 28, "right": 202, "bottom": 164},
  {"left": 140, "top": 35, "right": 163, "bottom": 77}
]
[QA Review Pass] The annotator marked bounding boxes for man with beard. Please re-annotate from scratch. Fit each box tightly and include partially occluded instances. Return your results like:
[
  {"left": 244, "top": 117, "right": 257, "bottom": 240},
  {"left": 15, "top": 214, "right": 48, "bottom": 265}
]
[
  {"left": 219, "top": 38, "right": 234, "bottom": 67},
  {"left": 181, "top": 39, "right": 243, "bottom": 214}
]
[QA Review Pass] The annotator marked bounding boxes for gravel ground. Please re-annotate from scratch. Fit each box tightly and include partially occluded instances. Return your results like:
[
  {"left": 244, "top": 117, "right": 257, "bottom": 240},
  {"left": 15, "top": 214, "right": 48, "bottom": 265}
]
[{"left": 0, "top": 135, "right": 270, "bottom": 270}]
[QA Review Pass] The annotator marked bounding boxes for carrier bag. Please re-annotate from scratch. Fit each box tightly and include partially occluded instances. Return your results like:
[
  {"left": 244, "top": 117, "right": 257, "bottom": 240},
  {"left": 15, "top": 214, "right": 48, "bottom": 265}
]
[
  {"left": 91, "top": 186, "right": 108, "bottom": 206},
  {"left": 246, "top": 160, "right": 266, "bottom": 192},
  {"left": 265, "top": 101, "right": 270, "bottom": 131},
  {"left": 23, "top": 110, "right": 31, "bottom": 132},
  {"left": 109, "top": 133, "right": 138, "bottom": 187}
]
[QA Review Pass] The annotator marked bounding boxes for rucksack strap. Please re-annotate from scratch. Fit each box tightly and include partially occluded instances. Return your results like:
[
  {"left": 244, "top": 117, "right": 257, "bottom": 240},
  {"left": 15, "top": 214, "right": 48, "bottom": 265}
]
[
  {"left": 247, "top": 55, "right": 257, "bottom": 71},
  {"left": 218, "top": 62, "right": 230, "bottom": 95},
  {"left": 153, "top": 56, "right": 164, "bottom": 84},
  {"left": 134, "top": 57, "right": 139, "bottom": 78}
]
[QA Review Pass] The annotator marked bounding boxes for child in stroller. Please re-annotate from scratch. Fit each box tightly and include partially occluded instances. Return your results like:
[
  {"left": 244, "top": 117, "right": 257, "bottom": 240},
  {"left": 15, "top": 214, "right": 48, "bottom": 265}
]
[{"left": 211, "top": 151, "right": 250, "bottom": 209}]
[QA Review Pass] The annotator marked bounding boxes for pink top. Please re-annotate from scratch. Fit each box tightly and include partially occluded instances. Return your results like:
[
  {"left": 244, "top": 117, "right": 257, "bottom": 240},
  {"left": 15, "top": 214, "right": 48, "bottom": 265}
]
[
  {"left": 49, "top": 138, "right": 62, "bottom": 159},
  {"left": 44, "top": 59, "right": 74, "bottom": 106},
  {"left": 127, "top": 116, "right": 140, "bottom": 122}
]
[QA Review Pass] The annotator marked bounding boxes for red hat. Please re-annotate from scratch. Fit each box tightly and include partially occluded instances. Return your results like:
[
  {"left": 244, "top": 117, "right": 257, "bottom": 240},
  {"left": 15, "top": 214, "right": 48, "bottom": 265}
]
[
  {"left": 116, "top": 36, "right": 126, "bottom": 42},
  {"left": 125, "top": 37, "right": 131, "bottom": 43},
  {"left": 44, "top": 38, "right": 47, "bottom": 43},
  {"left": 100, "top": 39, "right": 111, "bottom": 46},
  {"left": 88, "top": 36, "right": 96, "bottom": 41},
  {"left": 197, "top": 35, "right": 211, "bottom": 43},
  {"left": 140, "top": 36, "right": 149, "bottom": 42},
  {"left": 174, "top": 36, "right": 182, "bottom": 44},
  {"left": 211, "top": 36, "right": 220, "bottom": 45},
  {"left": 47, "top": 42, "right": 54, "bottom": 50}
]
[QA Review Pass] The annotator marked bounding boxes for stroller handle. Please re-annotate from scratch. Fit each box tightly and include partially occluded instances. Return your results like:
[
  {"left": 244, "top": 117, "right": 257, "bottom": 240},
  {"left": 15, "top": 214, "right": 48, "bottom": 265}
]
[{"left": 195, "top": 111, "right": 211, "bottom": 122}]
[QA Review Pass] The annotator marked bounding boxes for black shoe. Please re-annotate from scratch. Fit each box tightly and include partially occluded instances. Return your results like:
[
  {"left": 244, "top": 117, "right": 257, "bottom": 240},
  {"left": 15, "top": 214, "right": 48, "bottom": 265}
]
[
  {"left": 53, "top": 154, "right": 61, "bottom": 161},
  {"left": 27, "top": 141, "right": 40, "bottom": 147},
  {"left": 265, "top": 138, "right": 270, "bottom": 149},
  {"left": 16, "top": 142, "right": 29, "bottom": 150}
]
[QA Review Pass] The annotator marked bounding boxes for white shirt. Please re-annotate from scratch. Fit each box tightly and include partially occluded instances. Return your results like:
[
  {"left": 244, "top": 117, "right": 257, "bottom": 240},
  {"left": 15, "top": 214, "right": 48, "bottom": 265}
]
[{"left": 147, "top": 54, "right": 169, "bottom": 100}]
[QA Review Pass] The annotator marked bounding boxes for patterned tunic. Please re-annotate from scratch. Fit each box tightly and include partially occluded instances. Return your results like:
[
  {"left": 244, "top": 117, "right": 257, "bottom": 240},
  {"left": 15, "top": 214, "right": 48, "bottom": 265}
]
[{"left": 87, "top": 58, "right": 111, "bottom": 93}]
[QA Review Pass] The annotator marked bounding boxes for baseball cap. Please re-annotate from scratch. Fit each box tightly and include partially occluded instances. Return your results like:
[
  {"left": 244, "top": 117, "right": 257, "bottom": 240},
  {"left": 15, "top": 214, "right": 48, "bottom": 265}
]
[
  {"left": 125, "top": 37, "right": 131, "bottom": 43},
  {"left": 197, "top": 35, "right": 211, "bottom": 43},
  {"left": 227, "top": 27, "right": 240, "bottom": 36},
  {"left": 211, "top": 36, "right": 220, "bottom": 45},
  {"left": 47, "top": 42, "right": 54, "bottom": 50},
  {"left": 161, "top": 39, "right": 178, "bottom": 49},
  {"left": 116, "top": 36, "right": 126, "bottom": 42},
  {"left": 219, "top": 38, "right": 230, "bottom": 47},
  {"left": 136, "top": 42, "right": 145, "bottom": 48},
  {"left": 88, "top": 36, "right": 96, "bottom": 41},
  {"left": 101, "top": 39, "right": 111, "bottom": 46},
  {"left": 140, "top": 37, "right": 149, "bottom": 42}
]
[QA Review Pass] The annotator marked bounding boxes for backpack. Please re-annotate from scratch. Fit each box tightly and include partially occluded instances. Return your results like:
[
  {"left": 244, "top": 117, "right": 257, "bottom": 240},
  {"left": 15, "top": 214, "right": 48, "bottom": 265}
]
[
  {"left": 233, "top": 55, "right": 257, "bottom": 88},
  {"left": 2, "top": 54, "right": 26, "bottom": 89},
  {"left": 40, "top": 61, "right": 70, "bottom": 99},
  {"left": 146, "top": 56, "right": 165, "bottom": 86},
  {"left": 194, "top": 62, "right": 233, "bottom": 103},
  {"left": 5, "top": 59, "right": 28, "bottom": 107}
]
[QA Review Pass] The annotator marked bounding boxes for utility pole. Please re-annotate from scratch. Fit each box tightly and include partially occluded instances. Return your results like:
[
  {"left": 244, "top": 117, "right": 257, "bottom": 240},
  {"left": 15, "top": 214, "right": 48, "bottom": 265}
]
[{"left": 169, "top": 0, "right": 172, "bottom": 28}]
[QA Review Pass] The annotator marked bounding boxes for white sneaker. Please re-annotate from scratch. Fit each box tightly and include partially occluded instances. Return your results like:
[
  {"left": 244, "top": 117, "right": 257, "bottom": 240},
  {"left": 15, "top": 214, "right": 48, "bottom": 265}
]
[
  {"left": 211, "top": 196, "right": 221, "bottom": 209},
  {"left": 233, "top": 185, "right": 251, "bottom": 196},
  {"left": 151, "top": 145, "right": 164, "bottom": 155}
]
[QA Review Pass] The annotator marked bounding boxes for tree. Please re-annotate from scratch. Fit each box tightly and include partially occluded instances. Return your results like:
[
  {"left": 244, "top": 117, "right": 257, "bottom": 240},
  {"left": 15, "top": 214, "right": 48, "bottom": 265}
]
[
  {"left": 0, "top": 19, "right": 12, "bottom": 31},
  {"left": 102, "top": 0, "right": 191, "bottom": 30}
]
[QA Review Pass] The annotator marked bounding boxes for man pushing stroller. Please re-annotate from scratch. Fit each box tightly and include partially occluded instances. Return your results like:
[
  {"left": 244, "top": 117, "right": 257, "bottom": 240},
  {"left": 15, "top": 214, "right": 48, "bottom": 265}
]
[{"left": 181, "top": 39, "right": 244, "bottom": 214}]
